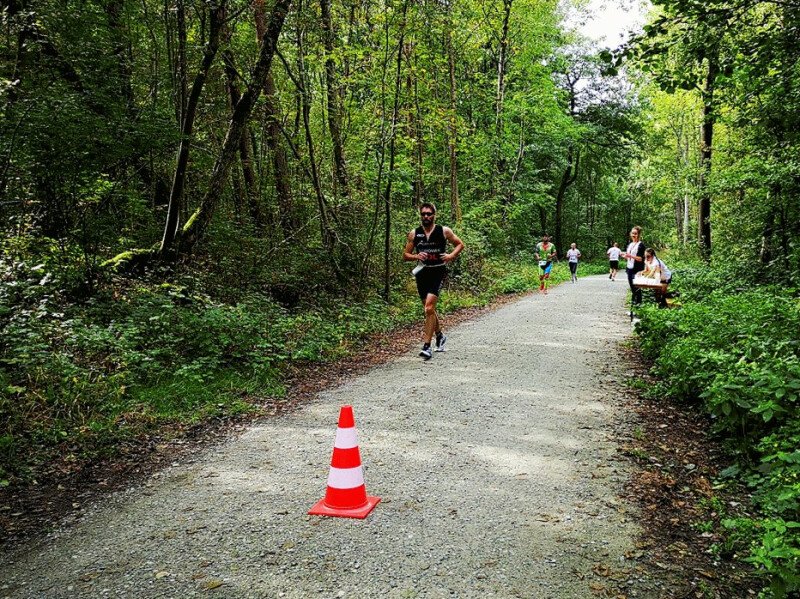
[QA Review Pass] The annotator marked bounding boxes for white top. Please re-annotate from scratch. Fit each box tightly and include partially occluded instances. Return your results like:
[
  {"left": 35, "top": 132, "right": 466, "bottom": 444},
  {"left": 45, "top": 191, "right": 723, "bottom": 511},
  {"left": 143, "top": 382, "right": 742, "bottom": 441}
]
[
  {"left": 625, "top": 241, "right": 641, "bottom": 269},
  {"left": 566, "top": 248, "right": 581, "bottom": 263},
  {"left": 607, "top": 247, "right": 621, "bottom": 261},
  {"left": 641, "top": 257, "right": 660, "bottom": 279},
  {"left": 641, "top": 257, "right": 671, "bottom": 282},
  {"left": 657, "top": 258, "right": 671, "bottom": 281}
]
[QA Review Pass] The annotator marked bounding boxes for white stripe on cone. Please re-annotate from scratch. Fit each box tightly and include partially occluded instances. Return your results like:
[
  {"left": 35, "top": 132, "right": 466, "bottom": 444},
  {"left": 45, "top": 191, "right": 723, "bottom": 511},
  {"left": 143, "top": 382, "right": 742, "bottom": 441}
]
[
  {"left": 334, "top": 427, "right": 358, "bottom": 449},
  {"left": 327, "top": 466, "right": 365, "bottom": 489}
]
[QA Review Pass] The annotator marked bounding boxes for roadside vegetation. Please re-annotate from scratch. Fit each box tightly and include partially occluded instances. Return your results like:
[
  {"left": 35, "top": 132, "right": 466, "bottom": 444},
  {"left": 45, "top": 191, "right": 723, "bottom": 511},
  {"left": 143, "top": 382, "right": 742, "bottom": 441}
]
[
  {"left": 635, "top": 264, "right": 800, "bottom": 597},
  {"left": 0, "top": 235, "right": 603, "bottom": 489}
]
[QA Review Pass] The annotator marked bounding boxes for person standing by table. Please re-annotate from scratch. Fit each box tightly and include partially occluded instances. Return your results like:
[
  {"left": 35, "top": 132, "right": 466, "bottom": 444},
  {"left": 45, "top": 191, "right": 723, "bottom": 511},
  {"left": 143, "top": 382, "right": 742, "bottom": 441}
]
[{"left": 621, "top": 226, "right": 645, "bottom": 306}]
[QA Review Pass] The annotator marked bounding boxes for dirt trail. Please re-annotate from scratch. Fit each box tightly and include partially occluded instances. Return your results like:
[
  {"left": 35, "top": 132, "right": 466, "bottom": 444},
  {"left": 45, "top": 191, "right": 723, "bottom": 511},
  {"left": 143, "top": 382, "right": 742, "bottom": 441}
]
[{"left": 1, "top": 276, "right": 659, "bottom": 598}]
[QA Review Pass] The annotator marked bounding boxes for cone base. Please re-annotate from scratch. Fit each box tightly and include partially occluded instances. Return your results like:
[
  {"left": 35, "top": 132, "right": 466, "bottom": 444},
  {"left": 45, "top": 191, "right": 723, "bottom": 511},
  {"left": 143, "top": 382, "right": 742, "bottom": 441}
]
[{"left": 308, "top": 495, "right": 381, "bottom": 519}]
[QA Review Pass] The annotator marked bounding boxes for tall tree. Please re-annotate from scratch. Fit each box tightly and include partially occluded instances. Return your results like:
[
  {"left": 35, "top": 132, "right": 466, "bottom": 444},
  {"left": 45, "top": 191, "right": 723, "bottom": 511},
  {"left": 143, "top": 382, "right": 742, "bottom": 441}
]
[
  {"left": 254, "top": 0, "right": 296, "bottom": 230},
  {"left": 161, "top": 1, "right": 226, "bottom": 255},
  {"left": 174, "top": 0, "right": 293, "bottom": 254},
  {"left": 221, "top": 19, "right": 265, "bottom": 230},
  {"left": 320, "top": 0, "right": 350, "bottom": 199},
  {"left": 493, "top": 0, "right": 513, "bottom": 202},
  {"left": 382, "top": 0, "right": 410, "bottom": 299},
  {"left": 614, "top": 0, "right": 736, "bottom": 258},
  {"left": 445, "top": 1, "right": 461, "bottom": 222}
]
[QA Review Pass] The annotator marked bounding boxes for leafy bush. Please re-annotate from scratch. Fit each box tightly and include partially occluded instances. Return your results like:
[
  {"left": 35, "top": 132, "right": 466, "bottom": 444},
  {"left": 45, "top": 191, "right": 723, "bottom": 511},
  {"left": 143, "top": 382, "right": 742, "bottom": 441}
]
[{"left": 635, "top": 265, "right": 800, "bottom": 595}]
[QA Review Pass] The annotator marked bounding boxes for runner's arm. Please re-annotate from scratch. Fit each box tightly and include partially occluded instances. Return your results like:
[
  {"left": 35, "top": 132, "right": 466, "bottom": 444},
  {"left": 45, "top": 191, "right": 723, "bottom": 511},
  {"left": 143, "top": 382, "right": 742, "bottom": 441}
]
[{"left": 441, "top": 227, "right": 465, "bottom": 263}]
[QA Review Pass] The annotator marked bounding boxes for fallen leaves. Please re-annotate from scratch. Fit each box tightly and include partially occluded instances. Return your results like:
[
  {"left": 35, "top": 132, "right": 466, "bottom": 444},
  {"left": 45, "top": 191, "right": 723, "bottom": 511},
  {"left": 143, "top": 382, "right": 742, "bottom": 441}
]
[
  {"left": 615, "top": 343, "right": 762, "bottom": 596},
  {"left": 592, "top": 563, "right": 613, "bottom": 577},
  {"left": 203, "top": 579, "right": 225, "bottom": 590}
]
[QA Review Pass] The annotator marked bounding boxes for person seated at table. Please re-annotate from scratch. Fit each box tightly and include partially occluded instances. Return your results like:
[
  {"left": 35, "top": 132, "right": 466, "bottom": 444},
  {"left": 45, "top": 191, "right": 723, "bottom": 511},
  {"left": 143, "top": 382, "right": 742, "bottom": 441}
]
[{"left": 639, "top": 248, "right": 672, "bottom": 307}]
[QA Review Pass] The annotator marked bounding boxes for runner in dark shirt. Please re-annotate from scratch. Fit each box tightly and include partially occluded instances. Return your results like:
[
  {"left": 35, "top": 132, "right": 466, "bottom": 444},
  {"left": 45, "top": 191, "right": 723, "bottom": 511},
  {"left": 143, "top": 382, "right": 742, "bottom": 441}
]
[{"left": 403, "top": 202, "right": 465, "bottom": 360}]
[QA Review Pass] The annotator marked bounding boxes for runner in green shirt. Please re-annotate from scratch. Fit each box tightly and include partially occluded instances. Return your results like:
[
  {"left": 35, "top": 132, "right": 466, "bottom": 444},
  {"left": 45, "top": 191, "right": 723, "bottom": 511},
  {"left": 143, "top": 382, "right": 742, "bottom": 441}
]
[{"left": 534, "top": 235, "right": 557, "bottom": 295}]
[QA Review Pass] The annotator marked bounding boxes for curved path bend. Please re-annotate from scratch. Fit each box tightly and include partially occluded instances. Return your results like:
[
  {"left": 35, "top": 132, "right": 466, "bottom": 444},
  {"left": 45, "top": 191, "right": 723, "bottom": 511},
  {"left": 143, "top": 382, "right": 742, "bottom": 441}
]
[{"left": 1, "top": 275, "right": 649, "bottom": 598}]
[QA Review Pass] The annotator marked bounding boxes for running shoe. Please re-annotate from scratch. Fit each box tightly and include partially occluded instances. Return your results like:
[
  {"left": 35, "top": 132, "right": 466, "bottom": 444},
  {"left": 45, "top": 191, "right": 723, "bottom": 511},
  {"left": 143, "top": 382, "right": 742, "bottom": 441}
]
[
  {"left": 419, "top": 345, "right": 432, "bottom": 360},
  {"left": 435, "top": 332, "right": 447, "bottom": 352}
]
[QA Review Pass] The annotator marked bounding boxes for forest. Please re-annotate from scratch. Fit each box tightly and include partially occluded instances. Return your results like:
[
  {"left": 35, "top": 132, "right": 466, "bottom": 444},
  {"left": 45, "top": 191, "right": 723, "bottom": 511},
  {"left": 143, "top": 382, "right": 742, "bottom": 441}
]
[{"left": 1, "top": 0, "right": 799, "bottom": 593}]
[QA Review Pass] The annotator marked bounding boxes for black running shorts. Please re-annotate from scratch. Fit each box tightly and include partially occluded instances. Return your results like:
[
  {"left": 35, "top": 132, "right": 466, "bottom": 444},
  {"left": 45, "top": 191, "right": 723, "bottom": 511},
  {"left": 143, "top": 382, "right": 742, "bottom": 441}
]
[
  {"left": 415, "top": 266, "right": 446, "bottom": 301},
  {"left": 609, "top": 260, "right": 619, "bottom": 269}
]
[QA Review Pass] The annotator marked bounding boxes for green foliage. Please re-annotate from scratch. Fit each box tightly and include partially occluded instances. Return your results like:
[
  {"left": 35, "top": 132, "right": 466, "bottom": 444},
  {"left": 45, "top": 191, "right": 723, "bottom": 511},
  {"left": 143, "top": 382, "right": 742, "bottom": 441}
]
[
  {"left": 636, "top": 263, "right": 800, "bottom": 594},
  {"left": 0, "top": 239, "right": 584, "bottom": 485},
  {"left": 490, "top": 255, "right": 543, "bottom": 294},
  {"left": 723, "top": 517, "right": 800, "bottom": 598}
]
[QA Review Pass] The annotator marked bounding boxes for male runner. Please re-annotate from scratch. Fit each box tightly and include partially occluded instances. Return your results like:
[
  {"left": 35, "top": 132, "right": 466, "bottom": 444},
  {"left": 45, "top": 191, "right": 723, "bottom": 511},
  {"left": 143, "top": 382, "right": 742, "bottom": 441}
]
[
  {"left": 403, "top": 202, "right": 465, "bottom": 360},
  {"left": 606, "top": 242, "right": 621, "bottom": 280},
  {"left": 535, "top": 234, "right": 557, "bottom": 294}
]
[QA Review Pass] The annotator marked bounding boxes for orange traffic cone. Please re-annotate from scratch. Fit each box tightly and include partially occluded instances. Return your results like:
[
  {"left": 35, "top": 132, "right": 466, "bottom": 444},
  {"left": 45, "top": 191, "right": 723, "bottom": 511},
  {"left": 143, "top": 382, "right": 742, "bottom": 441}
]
[{"left": 309, "top": 405, "right": 381, "bottom": 519}]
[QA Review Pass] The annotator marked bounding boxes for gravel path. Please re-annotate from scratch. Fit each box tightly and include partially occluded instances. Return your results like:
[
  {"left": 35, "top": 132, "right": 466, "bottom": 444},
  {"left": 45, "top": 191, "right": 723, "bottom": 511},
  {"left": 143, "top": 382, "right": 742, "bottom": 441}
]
[{"left": 1, "top": 275, "right": 646, "bottom": 598}]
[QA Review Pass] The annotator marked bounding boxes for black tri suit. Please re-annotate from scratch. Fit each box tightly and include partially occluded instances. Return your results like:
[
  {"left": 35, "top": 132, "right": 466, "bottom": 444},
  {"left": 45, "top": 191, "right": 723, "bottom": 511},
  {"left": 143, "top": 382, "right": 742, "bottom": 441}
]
[{"left": 413, "top": 224, "right": 447, "bottom": 301}]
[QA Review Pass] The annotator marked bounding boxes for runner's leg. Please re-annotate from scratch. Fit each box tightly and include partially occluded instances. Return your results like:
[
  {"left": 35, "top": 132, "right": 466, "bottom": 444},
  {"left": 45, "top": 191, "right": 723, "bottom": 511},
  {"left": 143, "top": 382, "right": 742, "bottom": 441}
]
[
  {"left": 424, "top": 294, "right": 439, "bottom": 345},
  {"left": 626, "top": 268, "right": 641, "bottom": 306}
]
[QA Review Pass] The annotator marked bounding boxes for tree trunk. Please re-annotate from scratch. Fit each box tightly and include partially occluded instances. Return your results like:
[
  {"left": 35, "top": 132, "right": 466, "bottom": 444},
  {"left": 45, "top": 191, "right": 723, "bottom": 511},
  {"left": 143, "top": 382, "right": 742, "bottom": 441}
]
[
  {"left": 554, "top": 146, "right": 578, "bottom": 257},
  {"left": 175, "top": 0, "right": 293, "bottom": 255},
  {"left": 295, "top": 3, "right": 337, "bottom": 258},
  {"left": 683, "top": 193, "right": 690, "bottom": 246},
  {"left": 410, "top": 44, "right": 425, "bottom": 208},
  {"left": 320, "top": 0, "right": 349, "bottom": 199},
  {"left": 254, "top": 0, "right": 295, "bottom": 230},
  {"left": 383, "top": 0, "right": 409, "bottom": 300},
  {"left": 445, "top": 5, "right": 461, "bottom": 222},
  {"left": 175, "top": 0, "right": 189, "bottom": 126},
  {"left": 362, "top": 0, "right": 392, "bottom": 279},
  {"left": 106, "top": 0, "right": 134, "bottom": 113},
  {"left": 493, "top": 0, "right": 512, "bottom": 200},
  {"left": 221, "top": 23, "right": 264, "bottom": 230},
  {"left": 108, "top": 0, "right": 172, "bottom": 207},
  {"left": 698, "top": 57, "right": 718, "bottom": 259},
  {"left": 160, "top": 1, "right": 225, "bottom": 255}
]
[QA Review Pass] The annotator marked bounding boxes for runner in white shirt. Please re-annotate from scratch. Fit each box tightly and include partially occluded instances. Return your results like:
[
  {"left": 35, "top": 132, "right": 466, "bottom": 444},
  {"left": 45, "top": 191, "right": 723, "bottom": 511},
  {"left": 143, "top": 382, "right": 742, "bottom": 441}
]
[
  {"left": 606, "top": 242, "right": 621, "bottom": 281},
  {"left": 566, "top": 243, "right": 581, "bottom": 283}
]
